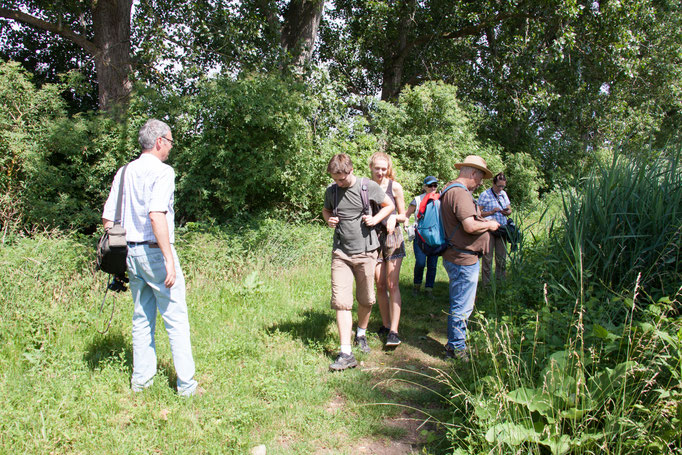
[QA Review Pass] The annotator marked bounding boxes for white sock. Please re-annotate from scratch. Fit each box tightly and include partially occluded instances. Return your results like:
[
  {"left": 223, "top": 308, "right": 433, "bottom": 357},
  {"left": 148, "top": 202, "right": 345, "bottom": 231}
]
[
  {"left": 340, "top": 344, "right": 352, "bottom": 355},
  {"left": 356, "top": 327, "right": 367, "bottom": 337}
]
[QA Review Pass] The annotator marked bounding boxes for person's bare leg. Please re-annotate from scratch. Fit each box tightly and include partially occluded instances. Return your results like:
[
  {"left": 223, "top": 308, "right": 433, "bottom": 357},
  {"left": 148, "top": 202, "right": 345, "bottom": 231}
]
[
  {"left": 336, "top": 310, "right": 353, "bottom": 346},
  {"left": 387, "top": 257, "right": 403, "bottom": 333},
  {"left": 374, "top": 262, "right": 390, "bottom": 329}
]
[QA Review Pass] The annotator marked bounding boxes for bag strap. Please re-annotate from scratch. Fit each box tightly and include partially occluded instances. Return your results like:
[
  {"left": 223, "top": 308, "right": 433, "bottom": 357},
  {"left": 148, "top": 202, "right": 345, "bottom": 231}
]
[
  {"left": 439, "top": 183, "right": 466, "bottom": 247},
  {"left": 333, "top": 178, "right": 371, "bottom": 216},
  {"left": 490, "top": 188, "right": 510, "bottom": 224},
  {"left": 491, "top": 188, "right": 506, "bottom": 209},
  {"left": 332, "top": 183, "right": 338, "bottom": 217},
  {"left": 360, "top": 178, "right": 370, "bottom": 215},
  {"left": 114, "top": 164, "right": 129, "bottom": 226}
]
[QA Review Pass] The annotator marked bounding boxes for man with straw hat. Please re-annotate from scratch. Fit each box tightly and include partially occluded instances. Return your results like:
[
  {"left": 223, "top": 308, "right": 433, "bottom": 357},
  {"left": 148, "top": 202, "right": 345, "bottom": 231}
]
[{"left": 440, "top": 155, "right": 500, "bottom": 361}]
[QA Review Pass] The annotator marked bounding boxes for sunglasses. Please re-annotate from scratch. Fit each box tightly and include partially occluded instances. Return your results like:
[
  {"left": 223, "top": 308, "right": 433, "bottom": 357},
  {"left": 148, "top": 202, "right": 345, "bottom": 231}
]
[{"left": 427, "top": 183, "right": 438, "bottom": 188}]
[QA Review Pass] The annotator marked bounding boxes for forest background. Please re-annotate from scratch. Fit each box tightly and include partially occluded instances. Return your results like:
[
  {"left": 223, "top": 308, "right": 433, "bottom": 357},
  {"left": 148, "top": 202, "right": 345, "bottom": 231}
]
[{"left": 1, "top": 1, "right": 681, "bottom": 454}]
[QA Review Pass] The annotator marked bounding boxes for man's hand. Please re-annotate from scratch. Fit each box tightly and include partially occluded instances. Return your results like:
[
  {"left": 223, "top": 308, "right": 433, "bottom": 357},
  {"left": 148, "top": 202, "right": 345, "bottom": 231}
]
[
  {"left": 362, "top": 214, "right": 379, "bottom": 227},
  {"left": 164, "top": 261, "right": 176, "bottom": 288},
  {"left": 489, "top": 220, "right": 501, "bottom": 232},
  {"left": 327, "top": 216, "right": 340, "bottom": 228}
]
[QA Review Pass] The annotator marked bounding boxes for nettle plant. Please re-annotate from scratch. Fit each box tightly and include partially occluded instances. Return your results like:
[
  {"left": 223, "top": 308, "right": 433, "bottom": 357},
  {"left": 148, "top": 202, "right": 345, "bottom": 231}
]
[{"left": 448, "top": 281, "right": 682, "bottom": 455}]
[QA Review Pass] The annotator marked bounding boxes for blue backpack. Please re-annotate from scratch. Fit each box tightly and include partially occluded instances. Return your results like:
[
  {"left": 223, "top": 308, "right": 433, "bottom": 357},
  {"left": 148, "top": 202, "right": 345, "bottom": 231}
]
[{"left": 414, "top": 183, "right": 467, "bottom": 256}]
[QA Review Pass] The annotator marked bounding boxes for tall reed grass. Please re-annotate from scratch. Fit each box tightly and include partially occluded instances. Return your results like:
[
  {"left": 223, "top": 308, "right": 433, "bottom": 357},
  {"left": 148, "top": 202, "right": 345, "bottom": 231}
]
[{"left": 557, "top": 150, "right": 681, "bottom": 299}]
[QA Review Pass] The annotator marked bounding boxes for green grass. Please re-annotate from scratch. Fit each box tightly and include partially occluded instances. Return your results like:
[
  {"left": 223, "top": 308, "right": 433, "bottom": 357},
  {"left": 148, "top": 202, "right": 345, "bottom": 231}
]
[{"left": 0, "top": 222, "right": 456, "bottom": 454}]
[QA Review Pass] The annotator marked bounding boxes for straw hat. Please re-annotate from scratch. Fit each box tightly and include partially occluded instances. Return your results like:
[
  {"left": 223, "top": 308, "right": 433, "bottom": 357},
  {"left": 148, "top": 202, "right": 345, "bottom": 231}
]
[{"left": 454, "top": 155, "right": 493, "bottom": 179}]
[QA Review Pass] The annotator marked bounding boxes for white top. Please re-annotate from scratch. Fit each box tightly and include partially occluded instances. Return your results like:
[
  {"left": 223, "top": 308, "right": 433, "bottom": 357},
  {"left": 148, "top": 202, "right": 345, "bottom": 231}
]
[{"left": 102, "top": 153, "right": 176, "bottom": 243}]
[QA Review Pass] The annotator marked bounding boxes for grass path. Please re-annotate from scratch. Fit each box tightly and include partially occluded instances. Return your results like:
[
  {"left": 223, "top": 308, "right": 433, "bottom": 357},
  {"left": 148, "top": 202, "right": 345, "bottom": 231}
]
[{"left": 1, "top": 230, "right": 460, "bottom": 454}]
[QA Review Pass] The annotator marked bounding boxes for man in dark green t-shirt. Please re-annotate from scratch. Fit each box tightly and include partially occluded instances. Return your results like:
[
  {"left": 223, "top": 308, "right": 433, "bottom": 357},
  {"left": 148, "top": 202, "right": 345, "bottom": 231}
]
[{"left": 322, "top": 154, "right": 395, "bottom": 371}]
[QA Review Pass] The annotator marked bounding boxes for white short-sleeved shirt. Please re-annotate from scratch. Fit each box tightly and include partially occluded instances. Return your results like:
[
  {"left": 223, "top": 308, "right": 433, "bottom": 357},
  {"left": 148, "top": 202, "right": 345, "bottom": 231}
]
[{"left": 102, "top": 153, "right": 176, "bottom": 243}]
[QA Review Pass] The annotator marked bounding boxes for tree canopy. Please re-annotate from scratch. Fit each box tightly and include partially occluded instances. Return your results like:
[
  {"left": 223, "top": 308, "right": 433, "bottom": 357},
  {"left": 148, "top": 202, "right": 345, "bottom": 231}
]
[{"left": 0, "top": 0, "right": 680, "bottom": 226}]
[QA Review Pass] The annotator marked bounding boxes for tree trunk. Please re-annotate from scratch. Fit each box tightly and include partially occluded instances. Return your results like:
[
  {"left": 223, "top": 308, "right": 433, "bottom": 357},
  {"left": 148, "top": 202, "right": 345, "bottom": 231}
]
[
  {"left": 92, "top": 0, "right": 133, "bottom": 111},
  {"left": 280, "top": 0, "right": 324, "bottom": 68},
  {"left": 381, "top": 0, "right": 415, "bottom": 101},
  {"left": 0, "top": 0, "right": 133, "bottom": 112}
]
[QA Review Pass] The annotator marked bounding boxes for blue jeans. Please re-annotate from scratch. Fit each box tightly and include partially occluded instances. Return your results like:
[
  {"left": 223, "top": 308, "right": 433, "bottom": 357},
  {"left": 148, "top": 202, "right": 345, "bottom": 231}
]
[
  {"left": 413, "top": 241, "right": 438, "bottom": 288},
  {"left": 126, "top": 244, "right": 197, "bottom": 396},
  {"left": 442, "top": 259, "right": 479, "bottom": 350}
]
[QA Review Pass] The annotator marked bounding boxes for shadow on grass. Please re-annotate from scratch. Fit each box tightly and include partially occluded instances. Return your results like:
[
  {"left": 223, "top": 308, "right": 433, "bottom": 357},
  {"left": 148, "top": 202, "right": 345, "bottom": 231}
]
[
  {"left": 266, "top": 308, "right": 334, "bottom": 349},
  {"left": 84, "top": 331, "right": 132, "bottom": 372}
]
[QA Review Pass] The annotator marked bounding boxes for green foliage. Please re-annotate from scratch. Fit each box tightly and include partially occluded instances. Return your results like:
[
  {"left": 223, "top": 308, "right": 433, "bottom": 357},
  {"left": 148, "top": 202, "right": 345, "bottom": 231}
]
[
  {"left": 554, "top": 150, "right": 682, "bottom": 300},
  {"left": 22, "top": 114, "right": 139, "bottom": 231},
  {"left": 175, "top": 73, "right": 329, "bottom": 222},
  {"left": 447, "top": 288, "right": 682, "bottom": 454},
  {"left": 0, "top": 61, "right": 65, "bottom": 233},
  {"left": 367, "top": 82, "right": 542, "bottom": 206}
]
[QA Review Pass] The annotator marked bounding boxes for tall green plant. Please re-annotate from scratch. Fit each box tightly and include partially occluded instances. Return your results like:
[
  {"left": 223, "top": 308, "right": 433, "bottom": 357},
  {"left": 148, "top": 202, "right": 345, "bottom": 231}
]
[{"left": 556, "top": 150, "right": 682, "bottom": 298}]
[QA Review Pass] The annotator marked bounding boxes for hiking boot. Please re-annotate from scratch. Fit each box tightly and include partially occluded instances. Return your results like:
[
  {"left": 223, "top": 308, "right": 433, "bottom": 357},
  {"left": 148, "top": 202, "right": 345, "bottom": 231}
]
[
  {"left": 445, "top": 346, "right": 470, "bottom": 362},
  {"left": 376, "top": 326, "right": 390, "bottom": 337},
  {"left": 385, "top": 331, "right": 401, "bottom": 346},
  {"left": 354, "top": 334, "right": 371, "bottom": 353},
  {"left": 329, "top": 352, "right": 358, "bottom": 371}
]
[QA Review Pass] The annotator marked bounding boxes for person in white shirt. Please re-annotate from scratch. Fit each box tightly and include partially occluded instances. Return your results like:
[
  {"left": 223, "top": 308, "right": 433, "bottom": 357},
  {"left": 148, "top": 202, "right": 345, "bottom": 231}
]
[{"left": 102, "top": 119, "right": 200, "bottom": 396}]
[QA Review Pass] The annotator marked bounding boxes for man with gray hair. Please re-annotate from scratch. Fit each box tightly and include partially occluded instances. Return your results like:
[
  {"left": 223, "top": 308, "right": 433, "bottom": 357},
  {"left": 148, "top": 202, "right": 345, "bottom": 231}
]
[{"left": 102, "top": 119, "right": 200, "bottom": 396}]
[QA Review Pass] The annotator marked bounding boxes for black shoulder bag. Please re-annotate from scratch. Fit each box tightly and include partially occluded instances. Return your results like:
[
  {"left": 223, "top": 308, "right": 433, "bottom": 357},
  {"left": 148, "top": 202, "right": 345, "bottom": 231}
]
[{"left": 97, "top": 165, "right": 129, "bottom": 275}]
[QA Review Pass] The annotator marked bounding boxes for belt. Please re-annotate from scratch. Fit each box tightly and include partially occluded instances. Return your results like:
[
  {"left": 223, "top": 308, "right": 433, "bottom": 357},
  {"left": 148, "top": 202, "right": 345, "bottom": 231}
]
[{"left": 127, "top": 241, "right": 159, "bottom": 248}]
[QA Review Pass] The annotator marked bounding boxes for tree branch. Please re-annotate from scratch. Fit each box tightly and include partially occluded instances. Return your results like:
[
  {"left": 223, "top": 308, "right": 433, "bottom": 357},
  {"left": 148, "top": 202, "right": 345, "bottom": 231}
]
[
  {"left": 398, "top": 11, "right": 540, "bottom": 63},
  {"left": 0, "top": 7, "right": 97, "bottom": 55}
]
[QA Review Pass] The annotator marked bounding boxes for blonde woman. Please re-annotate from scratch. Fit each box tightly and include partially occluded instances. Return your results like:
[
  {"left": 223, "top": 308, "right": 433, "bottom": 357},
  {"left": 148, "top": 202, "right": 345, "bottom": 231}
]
[{"left": 369, "top": 152, "right": 407, "bottom": 346}]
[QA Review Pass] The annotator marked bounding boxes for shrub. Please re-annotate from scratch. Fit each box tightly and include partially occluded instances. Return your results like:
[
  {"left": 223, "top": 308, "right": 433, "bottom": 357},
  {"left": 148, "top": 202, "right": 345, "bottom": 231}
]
[{"left": 175, "top": 73, "right": 329, "bottom": 223}]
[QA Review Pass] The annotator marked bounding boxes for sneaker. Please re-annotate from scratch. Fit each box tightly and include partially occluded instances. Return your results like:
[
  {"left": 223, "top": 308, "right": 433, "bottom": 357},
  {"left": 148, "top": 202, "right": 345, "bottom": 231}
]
[
  {"left": 329, "top": 352, "right": 358, "bottom": 371},
  {"left": 445, "top": 346, "right": 470, "bottom": 362},
  {"left": 376, "top": 326, "right": 390, "bottom": 337},
  {"left": 385, "top": 331, "right": 401, "bottom": 346},
  {"left": 354, "top": 334, "right": 371, "bottom": 353},
  {"left": 424, "top": 288, "right": 434, "bottom": 299},
  {"left": 411, "top": 286, "right": 420, "bottom": 296}
]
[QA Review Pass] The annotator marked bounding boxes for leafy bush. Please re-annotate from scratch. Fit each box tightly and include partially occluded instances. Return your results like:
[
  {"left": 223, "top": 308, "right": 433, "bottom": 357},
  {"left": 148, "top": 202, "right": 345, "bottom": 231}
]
[
  {"left": 22, "top": 114, "right": 139, "bottom": 231},
  {"left": 0, "top": 61, "right": 66, "bottom": 232},
  {"left": 365, "top": 82, "right": 542, "bottom": 206},
  {"left": 175, "top": 73, "right": 329, "bottom": 223}
]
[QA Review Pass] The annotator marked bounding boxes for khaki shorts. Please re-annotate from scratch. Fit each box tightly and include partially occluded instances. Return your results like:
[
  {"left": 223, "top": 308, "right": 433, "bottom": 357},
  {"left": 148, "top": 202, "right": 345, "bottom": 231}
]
[{"left": 330, "top": 249, "right": 379, "bottom": 311}]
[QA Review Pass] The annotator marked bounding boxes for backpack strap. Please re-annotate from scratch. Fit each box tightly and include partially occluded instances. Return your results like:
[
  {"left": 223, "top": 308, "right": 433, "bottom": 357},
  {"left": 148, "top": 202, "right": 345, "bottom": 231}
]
[
  {"left": 440, "top": 183, "right": 480, "bottom": 255},
  {"left": 332, "top": 178, "right": 371, "bottom": 216},
  {"left": 359, "top": 177, "right": 370, "bottom": 215},
  {"left": 332, "top": 183, "right": 339, "bottom": 217},
  {"left": 114, "top": 164, "right": 129, "bottom": 226}
]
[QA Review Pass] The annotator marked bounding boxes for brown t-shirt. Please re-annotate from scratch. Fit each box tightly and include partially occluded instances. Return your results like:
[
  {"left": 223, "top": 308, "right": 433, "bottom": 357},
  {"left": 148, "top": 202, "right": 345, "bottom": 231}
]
[{"left": 440, "top": 181, "right": 490, "bottom": 265}]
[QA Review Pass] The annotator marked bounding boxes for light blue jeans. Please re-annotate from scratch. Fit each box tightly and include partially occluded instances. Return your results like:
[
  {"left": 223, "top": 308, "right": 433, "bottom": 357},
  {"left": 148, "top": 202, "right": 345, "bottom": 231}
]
[
  {"left": 442, "top": 259, "right": 479, "bottom": 351},
  {"left": 413, "top": 240, "right": 439, "bottom": 289},
  {"left": 126, "top": 244, "right": 197, "bottom": 396}
]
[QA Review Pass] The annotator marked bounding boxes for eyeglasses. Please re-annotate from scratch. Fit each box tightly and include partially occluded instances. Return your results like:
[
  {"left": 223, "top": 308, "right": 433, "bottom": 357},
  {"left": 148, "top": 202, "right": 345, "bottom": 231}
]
[
  {"left": 427, "top": 183, "right": 438, "bottom": 188},
  {"left": 161, "top": 136, "right": 174, "bottom": 145}
]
